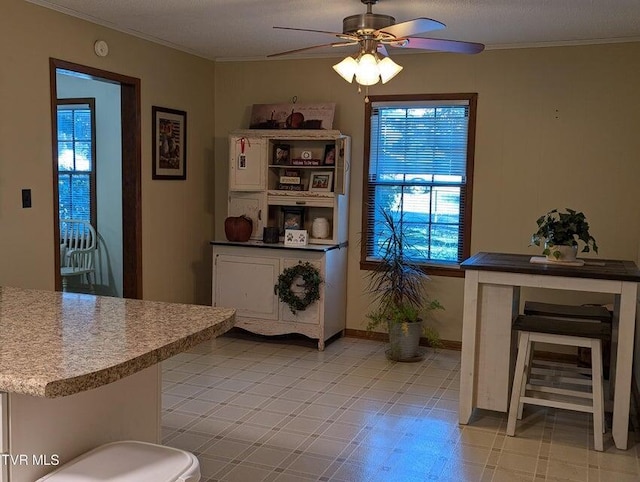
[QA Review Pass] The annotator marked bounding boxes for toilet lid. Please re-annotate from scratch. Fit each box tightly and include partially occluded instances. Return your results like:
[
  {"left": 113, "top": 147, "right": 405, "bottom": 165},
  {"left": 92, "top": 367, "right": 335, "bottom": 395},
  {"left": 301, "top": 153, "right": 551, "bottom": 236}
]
[{"left": 37, "top": 441, "right": 200, "bottom": 482}]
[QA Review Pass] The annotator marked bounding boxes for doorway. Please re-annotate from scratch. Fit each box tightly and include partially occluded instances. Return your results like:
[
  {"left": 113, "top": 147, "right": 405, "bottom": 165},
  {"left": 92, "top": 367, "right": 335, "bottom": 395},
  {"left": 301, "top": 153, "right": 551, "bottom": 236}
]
[{"left": 49, "top": 58, "right": 142, "bottom": 299}]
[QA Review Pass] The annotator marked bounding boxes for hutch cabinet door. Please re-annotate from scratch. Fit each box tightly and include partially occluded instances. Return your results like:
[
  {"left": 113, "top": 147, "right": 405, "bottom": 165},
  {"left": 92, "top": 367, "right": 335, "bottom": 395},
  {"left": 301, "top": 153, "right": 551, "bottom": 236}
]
[
  {"left": 229, "top": 136, "right": 265, "bottom": 191},
  {"left": 228, "top": 192, "right": 266, "bottom": 240},
  {"left": 214, "top": 254, "right": 279, "bottom": 320},
  {"left": 279, "top": 258, "right": 322, "bottom": 324},
  {"left": 333, "top": 136, "right": 349, "bottom": 195}
]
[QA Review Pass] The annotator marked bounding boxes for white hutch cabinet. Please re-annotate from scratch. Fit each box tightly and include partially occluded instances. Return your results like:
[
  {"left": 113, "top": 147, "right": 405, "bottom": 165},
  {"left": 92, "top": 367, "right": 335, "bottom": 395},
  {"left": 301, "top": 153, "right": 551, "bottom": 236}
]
[{"left": 212, "top": 129, "right": 350, "bottom": 350}]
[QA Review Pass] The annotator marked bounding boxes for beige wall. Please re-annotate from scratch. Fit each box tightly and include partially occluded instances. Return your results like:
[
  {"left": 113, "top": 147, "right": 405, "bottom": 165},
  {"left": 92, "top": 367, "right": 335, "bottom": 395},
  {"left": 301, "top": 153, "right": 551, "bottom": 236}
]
[
  {"left": 3, "top": 0, "right": 639, "bottom": 341},
  {"left": 214, "top": 43, "right": 640, "bottom": 341},
  {"left": 0, "top": 0, "right": 216, "bottom": 304}
]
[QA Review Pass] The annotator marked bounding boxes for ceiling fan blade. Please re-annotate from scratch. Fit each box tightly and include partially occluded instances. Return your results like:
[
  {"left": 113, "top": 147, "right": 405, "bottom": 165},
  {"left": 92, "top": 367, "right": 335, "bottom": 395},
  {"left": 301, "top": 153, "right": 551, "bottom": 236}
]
[
  {"left": 396, "top": 37, "right": 485, "bottom": 54},
  {"left": 377, "top": 44, "right": 389, "bottom": 57},
  {"left": 376, "top": 18, "right": 445, "bottom": 38},
  {"left": 274, "top": 26, "right": 345, "bottom": 36},
  {"left": 268, "top": 41, "right": 357, "bottom": 58}
]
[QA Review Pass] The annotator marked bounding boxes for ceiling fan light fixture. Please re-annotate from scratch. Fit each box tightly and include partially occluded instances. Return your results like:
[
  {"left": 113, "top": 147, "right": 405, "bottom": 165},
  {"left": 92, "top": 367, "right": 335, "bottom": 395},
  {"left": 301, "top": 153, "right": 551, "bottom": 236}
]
[
  {"left": 332, "top": 56, "right": 358, "bottom": 83},
  {"left": 354, "top": 52, "right": 380, "bottom": 86},
  {"left": 378, "top": 56, "right": 403, "bottom": 84}
]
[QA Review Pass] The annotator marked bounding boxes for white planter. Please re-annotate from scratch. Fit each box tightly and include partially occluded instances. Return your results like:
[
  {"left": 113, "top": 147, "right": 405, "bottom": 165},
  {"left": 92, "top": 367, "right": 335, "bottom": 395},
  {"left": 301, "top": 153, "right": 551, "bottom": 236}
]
[{"left": 546, "top": 244, "right": 578, "bottom": 262}]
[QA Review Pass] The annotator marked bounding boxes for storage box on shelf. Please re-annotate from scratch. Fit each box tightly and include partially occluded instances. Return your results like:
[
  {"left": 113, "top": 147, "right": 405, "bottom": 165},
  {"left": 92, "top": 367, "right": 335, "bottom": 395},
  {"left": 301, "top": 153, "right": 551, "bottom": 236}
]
[{"left": 228, "top": 130, "right": 350, "bottom": 245}]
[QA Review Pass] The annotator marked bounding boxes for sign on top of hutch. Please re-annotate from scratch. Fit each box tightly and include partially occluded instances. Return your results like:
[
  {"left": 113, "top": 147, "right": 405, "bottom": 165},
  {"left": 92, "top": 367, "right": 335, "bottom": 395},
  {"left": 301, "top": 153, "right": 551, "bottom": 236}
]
[{"left": 228, "top": 130, "right": 350, "bottom": 245}]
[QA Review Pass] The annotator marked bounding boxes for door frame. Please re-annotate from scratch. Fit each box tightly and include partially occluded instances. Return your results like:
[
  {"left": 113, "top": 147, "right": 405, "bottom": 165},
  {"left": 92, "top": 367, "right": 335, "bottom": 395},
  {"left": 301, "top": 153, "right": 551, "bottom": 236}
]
[{"left": 50, "top": 58, "right": 142, "bottom": 299}]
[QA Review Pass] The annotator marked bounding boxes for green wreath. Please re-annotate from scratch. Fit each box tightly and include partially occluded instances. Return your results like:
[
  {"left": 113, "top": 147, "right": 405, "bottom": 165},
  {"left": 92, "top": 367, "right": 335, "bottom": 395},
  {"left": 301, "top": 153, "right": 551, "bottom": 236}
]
[{"left": 274, "top": 262, "right": 322, "bottom": 314}]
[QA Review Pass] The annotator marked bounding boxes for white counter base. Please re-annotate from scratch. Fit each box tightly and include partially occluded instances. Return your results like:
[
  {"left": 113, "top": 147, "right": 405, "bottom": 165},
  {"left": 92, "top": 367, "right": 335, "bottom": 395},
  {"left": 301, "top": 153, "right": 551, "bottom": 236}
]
[{"left": 4, "top": 365, "right": 160, "bottom": 482}]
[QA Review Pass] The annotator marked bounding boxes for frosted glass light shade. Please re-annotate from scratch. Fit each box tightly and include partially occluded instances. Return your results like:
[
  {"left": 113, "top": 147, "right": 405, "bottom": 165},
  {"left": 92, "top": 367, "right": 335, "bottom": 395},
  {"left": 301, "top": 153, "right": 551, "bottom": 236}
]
[
  {"left": 332, "top": 56, "right": 358, "bottom": 83},
  {"left": 333, "top": 51, "right": 404, "bottom": 87},
  {"left": 354, "top": 53, "right": 380, "bottom": 86},
  {"left": 378, "top": 56, "right": 403, "bottom": 84}
]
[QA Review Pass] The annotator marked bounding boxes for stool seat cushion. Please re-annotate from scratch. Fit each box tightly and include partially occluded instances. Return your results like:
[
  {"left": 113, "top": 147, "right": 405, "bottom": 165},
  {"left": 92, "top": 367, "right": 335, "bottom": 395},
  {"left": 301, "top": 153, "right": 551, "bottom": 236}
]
[
  {"left": 513, "top": 315, "right": 611, "bottom": 340},
  {"left": 523, "top": 301, "right": 611, "bottom": 322}
]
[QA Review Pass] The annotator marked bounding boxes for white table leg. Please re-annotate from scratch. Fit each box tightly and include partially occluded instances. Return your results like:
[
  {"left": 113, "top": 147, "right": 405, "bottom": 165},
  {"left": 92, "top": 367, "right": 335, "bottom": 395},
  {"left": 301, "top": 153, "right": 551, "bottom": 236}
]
[
  {"left": 611, "top": 282, "right": 637, "bottom": 450},
  {"left": 460, "top": 270, "right": 479, "bottom": 424},
  {"left": 475, "top": 283, "right": 518, "bottom": 412}
]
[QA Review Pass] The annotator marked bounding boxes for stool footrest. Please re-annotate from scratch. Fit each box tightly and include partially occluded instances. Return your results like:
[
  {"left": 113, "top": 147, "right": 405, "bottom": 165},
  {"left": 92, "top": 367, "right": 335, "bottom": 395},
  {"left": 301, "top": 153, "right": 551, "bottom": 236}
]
[{"left": 520, "top": 394, "right": 595, "bottom": 413}]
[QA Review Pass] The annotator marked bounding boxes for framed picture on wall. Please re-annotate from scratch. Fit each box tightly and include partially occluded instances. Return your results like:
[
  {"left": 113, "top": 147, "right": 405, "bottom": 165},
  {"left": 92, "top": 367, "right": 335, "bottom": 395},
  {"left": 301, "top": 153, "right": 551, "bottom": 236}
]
[{"left": 152, "top": 106, "right": 187, "bottom": 180}]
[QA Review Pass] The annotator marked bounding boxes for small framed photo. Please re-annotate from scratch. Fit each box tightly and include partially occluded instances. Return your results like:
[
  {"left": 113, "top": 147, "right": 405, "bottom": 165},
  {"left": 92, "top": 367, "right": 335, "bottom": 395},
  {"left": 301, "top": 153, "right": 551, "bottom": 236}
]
[
  {"left": 282, "top": 207, "right": 305, "bottom": 234},
  {"left": 273, "top": 144, "right": 291, "bottom": 165},
  {"left": 323, "top": 144, "right": 336, "bottom": 166},
  {"left": 152, "top": 106, "right": 187, "bottom": 180},
  {"left": 309, "top": 171, "right": 333, "bottom": 192}
]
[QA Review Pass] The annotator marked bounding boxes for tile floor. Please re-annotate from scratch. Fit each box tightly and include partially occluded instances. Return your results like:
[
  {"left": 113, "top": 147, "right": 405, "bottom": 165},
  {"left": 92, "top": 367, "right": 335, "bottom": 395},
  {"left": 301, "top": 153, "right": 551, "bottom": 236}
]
[{"left": 161, "top": 333, "right": 640, "bottom": 481}]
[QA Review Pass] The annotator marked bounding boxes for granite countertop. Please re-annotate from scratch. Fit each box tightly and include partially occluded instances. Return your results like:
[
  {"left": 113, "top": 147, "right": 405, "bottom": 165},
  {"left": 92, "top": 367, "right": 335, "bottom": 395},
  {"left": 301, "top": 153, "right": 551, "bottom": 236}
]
[{"left": 0, "top": 286, "right": 236, "bottom": 398}]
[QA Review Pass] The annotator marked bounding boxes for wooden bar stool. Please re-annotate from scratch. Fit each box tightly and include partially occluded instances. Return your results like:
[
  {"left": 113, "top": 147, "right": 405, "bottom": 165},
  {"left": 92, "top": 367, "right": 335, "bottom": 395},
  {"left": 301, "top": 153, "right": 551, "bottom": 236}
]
[
  {"left": 507, "top": 315, "right": 611, "bottom": 451},
  {"left": 523, "top": 301, "right": 612, "bottom": 379}
]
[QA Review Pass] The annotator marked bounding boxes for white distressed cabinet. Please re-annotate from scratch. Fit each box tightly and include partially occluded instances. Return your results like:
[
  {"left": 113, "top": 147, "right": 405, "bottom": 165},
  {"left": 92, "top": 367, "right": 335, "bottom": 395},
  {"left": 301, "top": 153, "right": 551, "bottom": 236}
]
[
  {"left": 211, "top": 243, "right": 347, "bottom": 350},
  {"left": 216, "top": 129, "right": 351, "bottom": 349}
]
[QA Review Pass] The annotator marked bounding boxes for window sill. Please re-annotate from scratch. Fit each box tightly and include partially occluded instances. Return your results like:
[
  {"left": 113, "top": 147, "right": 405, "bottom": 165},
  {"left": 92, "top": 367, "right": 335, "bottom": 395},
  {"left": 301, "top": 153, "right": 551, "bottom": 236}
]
[{"left": 359, "top": 260, "right": 465, "bottom": 278}]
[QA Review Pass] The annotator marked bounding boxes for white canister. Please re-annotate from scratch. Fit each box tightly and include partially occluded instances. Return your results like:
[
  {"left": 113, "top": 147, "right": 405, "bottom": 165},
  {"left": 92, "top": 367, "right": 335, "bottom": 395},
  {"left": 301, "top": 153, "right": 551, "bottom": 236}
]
[{"left": 311, "top": 217, "right": 330, "bottom": 239}]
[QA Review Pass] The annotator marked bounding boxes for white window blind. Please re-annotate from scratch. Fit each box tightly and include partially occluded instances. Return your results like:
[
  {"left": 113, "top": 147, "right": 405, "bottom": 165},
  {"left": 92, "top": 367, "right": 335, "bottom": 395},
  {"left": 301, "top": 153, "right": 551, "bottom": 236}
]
[
  {"left": 57, "top": 104, "right": 94, "bottom": 223},
  {"left": 366, "top": 99, "right": 471, "bottom": 264}
]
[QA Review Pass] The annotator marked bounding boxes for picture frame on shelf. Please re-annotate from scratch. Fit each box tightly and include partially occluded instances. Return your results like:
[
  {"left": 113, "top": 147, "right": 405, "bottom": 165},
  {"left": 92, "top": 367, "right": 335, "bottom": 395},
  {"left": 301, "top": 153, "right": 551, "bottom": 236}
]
[
  {"left": 323, "top": 144, "right": 336, "bottom": 166},
  {"left": 282, "top": 207, "right": 305, "bottom": 234},
  {"left": 273, "top": 144, "right": 291, "bottom": 165},
  {"left": 152, "top": 106, "right": 187, "bottom": 180},
  {"left": 309, "top": 171, "right": 333, "bottom": 192}
]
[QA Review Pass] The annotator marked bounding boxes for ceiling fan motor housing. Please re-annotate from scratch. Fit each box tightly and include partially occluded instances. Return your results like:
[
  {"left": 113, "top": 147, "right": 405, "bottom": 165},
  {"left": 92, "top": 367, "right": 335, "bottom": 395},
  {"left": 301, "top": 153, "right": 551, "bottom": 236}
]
[{"left": 343, "top": 13, "right": 395, "bottom": 35}]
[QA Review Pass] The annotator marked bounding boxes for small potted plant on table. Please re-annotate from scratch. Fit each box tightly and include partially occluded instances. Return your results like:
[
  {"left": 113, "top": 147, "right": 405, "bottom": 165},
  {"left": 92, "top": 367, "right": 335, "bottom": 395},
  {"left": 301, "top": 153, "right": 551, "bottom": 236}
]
[
  {"left": 530, "top": 208, "right": 598, "bottom": 261},
  {"left": 364, "top": 209, "right": 443, "bottom": 361}
]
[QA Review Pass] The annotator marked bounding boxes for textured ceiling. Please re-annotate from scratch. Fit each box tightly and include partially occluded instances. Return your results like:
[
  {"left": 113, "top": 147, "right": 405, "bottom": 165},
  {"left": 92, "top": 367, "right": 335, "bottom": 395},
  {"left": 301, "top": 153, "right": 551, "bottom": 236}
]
[{"left": 26, "top": 0, "right": 640, "bottom": 61}]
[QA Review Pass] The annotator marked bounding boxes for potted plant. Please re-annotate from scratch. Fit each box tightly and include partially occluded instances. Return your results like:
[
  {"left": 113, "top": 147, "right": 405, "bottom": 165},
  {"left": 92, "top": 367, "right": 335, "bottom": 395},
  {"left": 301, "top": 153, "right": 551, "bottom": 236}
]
[
  {"left": 364, "top": 208, "right": 443, "bottom": 361},
  {"left": 530, "top": 208, "right": 598, "bottom": 261}
]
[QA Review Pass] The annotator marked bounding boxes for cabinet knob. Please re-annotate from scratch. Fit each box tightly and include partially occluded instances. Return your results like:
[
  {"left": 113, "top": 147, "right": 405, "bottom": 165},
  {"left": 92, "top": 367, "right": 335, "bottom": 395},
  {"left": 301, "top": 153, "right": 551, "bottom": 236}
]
[
  {"left": 295, "top": 201, "right": 306, "bottom": 205},
  {"left": 258, "top": 209, "right": 262, "bottom": 220}
]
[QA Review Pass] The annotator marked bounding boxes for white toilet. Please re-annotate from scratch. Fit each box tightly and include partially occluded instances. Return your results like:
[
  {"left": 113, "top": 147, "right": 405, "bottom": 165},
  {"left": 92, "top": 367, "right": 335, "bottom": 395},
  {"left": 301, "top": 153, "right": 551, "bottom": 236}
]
[{"left": 37, "top": 441, "right": 200, "bottom": 481}]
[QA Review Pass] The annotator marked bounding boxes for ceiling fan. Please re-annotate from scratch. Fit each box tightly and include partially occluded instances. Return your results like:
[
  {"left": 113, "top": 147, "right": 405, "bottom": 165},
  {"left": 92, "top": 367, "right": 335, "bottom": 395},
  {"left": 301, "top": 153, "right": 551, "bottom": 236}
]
[{"left": 269, "top": 0, "right": 484, "bottom": 87}]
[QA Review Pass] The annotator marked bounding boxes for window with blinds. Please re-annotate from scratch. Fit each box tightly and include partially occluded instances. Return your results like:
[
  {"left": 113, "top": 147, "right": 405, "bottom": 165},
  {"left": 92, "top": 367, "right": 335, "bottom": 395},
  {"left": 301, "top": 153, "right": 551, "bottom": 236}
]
[
  {"left": 57, "top": 99, "right": 96, "bottom": 228},
  {"left": 362, "top": 94, "right": 477, "bottom": 271}
]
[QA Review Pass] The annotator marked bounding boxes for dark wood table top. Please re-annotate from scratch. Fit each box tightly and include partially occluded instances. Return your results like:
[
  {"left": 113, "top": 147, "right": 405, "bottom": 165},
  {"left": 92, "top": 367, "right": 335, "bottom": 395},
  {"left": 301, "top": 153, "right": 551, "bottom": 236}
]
[{"left": 461, "top": 252, "right": 640, "bottom": 282}]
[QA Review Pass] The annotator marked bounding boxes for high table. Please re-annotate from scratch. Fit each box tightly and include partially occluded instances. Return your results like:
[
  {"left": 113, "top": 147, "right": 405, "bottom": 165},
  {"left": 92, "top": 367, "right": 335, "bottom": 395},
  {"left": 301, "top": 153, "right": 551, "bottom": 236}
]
[
  {"left": 0, "top": 286, "right": 235, "bottom": 481},
  {"left": 459, "top": 252, "right": 640, "bottom": 450}
]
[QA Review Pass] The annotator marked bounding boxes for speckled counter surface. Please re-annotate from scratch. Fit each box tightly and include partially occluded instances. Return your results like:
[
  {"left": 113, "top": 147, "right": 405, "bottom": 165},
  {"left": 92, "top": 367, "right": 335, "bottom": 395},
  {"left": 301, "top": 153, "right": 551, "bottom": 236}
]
[{"left": 0, "top": 286, "right": 235, "bottom": 398}]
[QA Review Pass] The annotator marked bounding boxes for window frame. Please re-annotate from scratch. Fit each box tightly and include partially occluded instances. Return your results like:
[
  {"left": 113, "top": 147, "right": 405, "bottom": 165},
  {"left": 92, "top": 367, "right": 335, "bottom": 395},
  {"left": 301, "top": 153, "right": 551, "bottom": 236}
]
[
  {"left": 360, "top": 93, "right": 478, "bottom": 278},
  {"left": 57, "top": 98, "right": 97, "bottom": 229}
]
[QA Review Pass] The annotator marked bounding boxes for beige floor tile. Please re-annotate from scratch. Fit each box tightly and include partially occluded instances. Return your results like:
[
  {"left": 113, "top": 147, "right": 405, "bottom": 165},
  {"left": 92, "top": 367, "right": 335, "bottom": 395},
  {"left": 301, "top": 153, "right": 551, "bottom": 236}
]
[
  {"left": 159, "top": 335, "right": 639, "bottom": 482},
  {"left": 546, "top": 458, "right": 589, "bottom": 481},
  {"left": 496, "top": 451, "right": 539, "bottom": 474}
]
